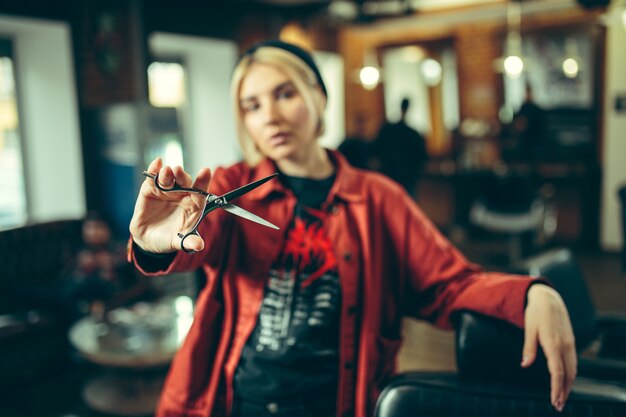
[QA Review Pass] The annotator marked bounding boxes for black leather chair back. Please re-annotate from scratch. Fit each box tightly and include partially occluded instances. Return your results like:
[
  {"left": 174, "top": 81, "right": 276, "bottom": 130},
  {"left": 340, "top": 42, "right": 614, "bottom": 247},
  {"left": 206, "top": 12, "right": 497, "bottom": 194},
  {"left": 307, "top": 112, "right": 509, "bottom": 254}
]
[
  {"left": 513, "top": 248, "right": 598, "bottom": 351},
  {"left": 454, "top": 311, "right": 549, "bottom": 385},
  {"left": 376, "top": 372, "right": 626, "bottom": 417}
]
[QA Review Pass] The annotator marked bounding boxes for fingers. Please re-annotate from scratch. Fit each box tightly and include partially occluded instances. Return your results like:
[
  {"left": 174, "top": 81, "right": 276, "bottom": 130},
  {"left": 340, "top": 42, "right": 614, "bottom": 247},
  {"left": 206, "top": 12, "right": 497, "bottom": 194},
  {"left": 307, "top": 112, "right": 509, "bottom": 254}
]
[
  {"left": 142, "top": 158, "right": 176, "bottom": 192},
  {"left": 562, "top": 346, "right": 577, "bottom": 409},
  {"left": 192, "top": 167, "right": 212, "bottom": 193},
  {"left": 140, "top": 159, "right": 210, "bottom": 254},
  {"left": 172, "top": 165, "right": 193, "bottom": 187},
  {"left": 151, "top": 161, "right": 193, "bottom": 192},
  {"left": 544, "top": 343, "right": 567, "bottom": 412},
  {"left": 143, "top": 157, "right": 171, "bottom": 192},
  {"left": 146, "top": 157, "right": 163, "bottom": 175},
  {"left": 560, "top": 332, "right": 577, "bottom": 410},
  {"left": 158, "top": 165, "right": 176, "bottom": 189},
  {"left": 146, "top": 158, "right": 207, "bottom": 192},
  {"left": 525, "top": 284, "right": 577, "bottom": 412},
  {"left": 521, "top": 322, "right": 538, "bottom": 368},
  {"left": 176, "top": 233, "right": 205, "bottom": 253},
  {"left": 544, "top": 341, "right": 578, "bottom": 411},
  {"left": 521, "top": 323, "right": 573, "bottom": 411}
]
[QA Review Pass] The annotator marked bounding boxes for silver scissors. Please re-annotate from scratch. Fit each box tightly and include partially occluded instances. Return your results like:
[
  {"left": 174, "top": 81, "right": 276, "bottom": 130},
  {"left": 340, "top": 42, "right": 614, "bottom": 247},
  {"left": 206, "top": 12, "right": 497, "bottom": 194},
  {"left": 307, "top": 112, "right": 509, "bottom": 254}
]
[{"left": 143, "top": 171, "right": 280, "bottom": 253}]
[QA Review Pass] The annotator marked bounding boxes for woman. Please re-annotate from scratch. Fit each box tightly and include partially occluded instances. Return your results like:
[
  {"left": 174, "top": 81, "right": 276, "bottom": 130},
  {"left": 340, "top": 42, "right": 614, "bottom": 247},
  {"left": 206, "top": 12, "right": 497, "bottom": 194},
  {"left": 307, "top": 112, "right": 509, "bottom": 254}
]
[{"left": 129, "top": 40, "right": 576, "bottom": 417}]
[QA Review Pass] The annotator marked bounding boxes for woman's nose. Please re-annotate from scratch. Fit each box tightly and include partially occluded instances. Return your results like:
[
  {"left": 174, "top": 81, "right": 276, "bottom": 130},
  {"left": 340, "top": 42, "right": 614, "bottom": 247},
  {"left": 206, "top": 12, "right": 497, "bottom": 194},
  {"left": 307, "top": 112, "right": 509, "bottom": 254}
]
[{"left": 261, "top": 99, "right": 280, "bottom": 124}]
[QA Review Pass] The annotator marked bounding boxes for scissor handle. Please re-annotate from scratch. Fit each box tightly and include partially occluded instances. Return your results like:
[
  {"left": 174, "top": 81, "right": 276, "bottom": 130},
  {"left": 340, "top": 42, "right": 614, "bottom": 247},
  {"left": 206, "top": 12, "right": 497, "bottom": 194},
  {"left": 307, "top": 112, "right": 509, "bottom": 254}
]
[
  {"left": 177, "top": 230, "right": 201, "bottom": 254},
  {"left": 141, "top": 170, "right": 278, "bottom": 253},
  {"left": 143, "top": 171, "right": 219, "bottom": 254},
  {"left": 143, "top": 171, "right": 209, "bottom": 196}
]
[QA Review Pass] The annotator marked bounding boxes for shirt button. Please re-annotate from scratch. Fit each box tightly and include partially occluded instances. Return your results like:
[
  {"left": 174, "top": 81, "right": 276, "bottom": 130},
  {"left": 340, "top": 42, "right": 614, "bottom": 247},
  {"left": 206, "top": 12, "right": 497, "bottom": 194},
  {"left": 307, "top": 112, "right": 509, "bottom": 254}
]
[
  {"left": 347, "top": 305, "right": 358, "bottom": 315},
  {"left": 267, "top": 402, "right": 279, "bottom": 413},
  {"left": 328, "top": 204, "right": 339, "bottom": 215},
  {"left": 344, "top": 362, "right": 353, "bottom": 370},
  {"left": 343, "top": 252, "right": 352, "bottom": 261}
]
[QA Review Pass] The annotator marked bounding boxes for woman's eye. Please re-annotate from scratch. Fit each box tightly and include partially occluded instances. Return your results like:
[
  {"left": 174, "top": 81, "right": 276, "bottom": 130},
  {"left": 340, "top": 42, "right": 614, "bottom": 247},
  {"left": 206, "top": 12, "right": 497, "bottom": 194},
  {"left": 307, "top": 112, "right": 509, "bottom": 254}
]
[
  {"left": 277, "top": 89, "right": 295, "bottom": 100},
  {"left": 242, "top": 102, "right": 259, "bottom": 112}
]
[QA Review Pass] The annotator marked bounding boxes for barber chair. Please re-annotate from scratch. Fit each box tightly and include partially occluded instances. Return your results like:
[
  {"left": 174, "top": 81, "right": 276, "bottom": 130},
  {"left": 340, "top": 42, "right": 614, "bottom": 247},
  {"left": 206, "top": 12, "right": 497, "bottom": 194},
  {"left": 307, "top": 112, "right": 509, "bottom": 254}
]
[
  {"left": 514, "top": 248, "right": 626, "bottom": 378},
  {"left": 469, "top": 164, "right": 556, "bottom": 264},
  {"left": 375, "top": 249, "right": 626, "bottom": 417}
]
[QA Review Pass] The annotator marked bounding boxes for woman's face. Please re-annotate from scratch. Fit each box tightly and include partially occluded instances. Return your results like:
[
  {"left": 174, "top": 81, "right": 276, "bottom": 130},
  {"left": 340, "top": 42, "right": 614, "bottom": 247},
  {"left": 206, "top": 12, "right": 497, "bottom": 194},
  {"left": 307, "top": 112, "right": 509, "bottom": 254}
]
[{"left": 239, "top": 62, "right": 320, "bottom": 163}]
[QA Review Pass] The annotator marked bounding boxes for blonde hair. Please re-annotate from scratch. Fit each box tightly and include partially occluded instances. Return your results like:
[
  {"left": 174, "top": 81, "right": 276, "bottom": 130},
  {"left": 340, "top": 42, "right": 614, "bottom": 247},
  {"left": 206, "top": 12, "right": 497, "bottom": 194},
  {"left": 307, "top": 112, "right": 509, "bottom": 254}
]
[{"left": 230, "top": 46, "right": 326, "bottom": 166}]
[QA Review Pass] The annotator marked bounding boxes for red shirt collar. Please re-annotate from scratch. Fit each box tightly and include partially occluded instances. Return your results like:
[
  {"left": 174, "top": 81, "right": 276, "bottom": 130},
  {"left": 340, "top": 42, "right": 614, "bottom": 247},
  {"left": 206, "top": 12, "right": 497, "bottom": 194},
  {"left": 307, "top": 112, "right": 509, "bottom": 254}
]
[{"left": 246, "top": 149, "right": 363, "bottom": 203}]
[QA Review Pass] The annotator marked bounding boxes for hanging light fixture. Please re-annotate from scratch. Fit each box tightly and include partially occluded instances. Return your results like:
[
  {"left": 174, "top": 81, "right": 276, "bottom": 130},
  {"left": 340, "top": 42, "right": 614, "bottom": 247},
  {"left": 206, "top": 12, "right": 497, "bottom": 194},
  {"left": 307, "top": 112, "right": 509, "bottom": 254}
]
[
  {"left": 359, "top": 66, "right": 380, "bottom": 89},
  {"left": 561, "top": 37, "right": 581, "bottom": 79},
  {"left": 495, "top": 0, "right": 526, "bottom": 79},
  {"left": 358, "top": 49, "right": 382, "bottom": 90},
  {"left": 420, "top": 58, "right": 443, "bottom": 86}
]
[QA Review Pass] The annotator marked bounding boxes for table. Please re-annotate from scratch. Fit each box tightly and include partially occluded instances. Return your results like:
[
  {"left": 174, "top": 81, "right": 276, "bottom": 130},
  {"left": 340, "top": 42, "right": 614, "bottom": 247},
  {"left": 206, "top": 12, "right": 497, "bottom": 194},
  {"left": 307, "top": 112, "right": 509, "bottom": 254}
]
[{"left": 69, "top": 297, "right": 194, "bottom": 416}]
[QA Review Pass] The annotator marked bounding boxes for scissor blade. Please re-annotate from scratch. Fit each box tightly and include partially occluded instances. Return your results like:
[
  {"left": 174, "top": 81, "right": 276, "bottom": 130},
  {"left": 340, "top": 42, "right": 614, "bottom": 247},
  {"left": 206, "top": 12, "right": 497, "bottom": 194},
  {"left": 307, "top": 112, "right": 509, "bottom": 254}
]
[
  {"left": 222, "top": 203, "right": 279, "bottom": 230},
  {"left": 220, "top": 173, "right": 278, "bottom": 203}
]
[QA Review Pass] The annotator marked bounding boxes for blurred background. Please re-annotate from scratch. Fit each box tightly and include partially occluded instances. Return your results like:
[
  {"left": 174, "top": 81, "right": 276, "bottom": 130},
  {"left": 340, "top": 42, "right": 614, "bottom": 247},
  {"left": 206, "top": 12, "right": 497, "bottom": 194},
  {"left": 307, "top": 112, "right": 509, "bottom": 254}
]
[{"left": 1, "top": 0, "right": 625, "bottom": 416}]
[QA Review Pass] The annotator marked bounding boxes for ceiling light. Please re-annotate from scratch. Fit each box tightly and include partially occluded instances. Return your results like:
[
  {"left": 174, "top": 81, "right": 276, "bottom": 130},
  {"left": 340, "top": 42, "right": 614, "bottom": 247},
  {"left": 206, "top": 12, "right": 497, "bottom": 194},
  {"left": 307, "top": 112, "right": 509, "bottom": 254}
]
[
  {"left": 401, "top": 46, "right": 424, "bottom": 62},
  {"left": 327, "top": 0, "right": 359, "bottom": 21},
  {"left": 495, "top": 2, "right": 528, "bottom": 78},
  {"left": 356, "top": 49, "right": 382, "bottom": 90},
  {"left": 503, "top": 55, "right": 524, "bottom": 78},
  {"left": 561, "top": 37, "right": 581, "bottom": 79},
  {"left": 562, "top": 58, "right": 579, "bottom": 78},
  {"left": 359, "top": 66, "right": 380, "bottom": 90},
  {"left": 421, "top": 58, "right": 442, "bottom": 86}
]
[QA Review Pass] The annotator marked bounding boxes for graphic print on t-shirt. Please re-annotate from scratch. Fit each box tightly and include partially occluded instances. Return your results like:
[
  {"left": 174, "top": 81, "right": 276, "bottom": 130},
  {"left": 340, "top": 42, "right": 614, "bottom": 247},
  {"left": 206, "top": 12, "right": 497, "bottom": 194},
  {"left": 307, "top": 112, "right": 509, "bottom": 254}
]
[{"left": 251, "top": 206, "right": 340, "bottom": 355}]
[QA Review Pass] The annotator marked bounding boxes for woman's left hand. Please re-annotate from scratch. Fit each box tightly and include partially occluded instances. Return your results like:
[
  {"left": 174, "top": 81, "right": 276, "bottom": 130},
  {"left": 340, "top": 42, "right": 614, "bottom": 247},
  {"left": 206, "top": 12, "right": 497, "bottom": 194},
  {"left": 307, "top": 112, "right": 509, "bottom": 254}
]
[{"left": 523, "top": 283, "right": 577, "bottom": 412}]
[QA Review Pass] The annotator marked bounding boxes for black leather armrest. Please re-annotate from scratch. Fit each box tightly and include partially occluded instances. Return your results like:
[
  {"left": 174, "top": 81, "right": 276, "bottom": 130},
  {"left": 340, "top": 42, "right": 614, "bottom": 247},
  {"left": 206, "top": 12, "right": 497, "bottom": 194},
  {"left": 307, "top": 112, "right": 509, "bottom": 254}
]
[
  {"left": 578, "top": 356, "right": 626, "bottom": 383},
  {"left": 453, "top": 310, "right": 550, "bottom": 387},
  {"left": 595, "top": 312, "right": 626, "bottom": 361},
  {"left": 596, "top": 311, "right": 626, "bottom": 327}
]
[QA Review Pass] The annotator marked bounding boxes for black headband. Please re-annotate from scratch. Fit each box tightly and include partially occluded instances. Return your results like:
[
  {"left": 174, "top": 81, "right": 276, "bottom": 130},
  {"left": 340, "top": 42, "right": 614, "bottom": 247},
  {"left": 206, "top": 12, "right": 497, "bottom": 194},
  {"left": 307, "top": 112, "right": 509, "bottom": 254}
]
[{"left": 241, "top": 40, "right": 327, "bottom": 98}]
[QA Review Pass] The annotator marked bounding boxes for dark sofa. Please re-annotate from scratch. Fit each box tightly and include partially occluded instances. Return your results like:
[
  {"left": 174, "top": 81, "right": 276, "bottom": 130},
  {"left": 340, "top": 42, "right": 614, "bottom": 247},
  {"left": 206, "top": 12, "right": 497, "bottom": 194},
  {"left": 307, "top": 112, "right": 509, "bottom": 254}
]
[{"left": 0, "top": 219, "right": 83, "bottom": 387}]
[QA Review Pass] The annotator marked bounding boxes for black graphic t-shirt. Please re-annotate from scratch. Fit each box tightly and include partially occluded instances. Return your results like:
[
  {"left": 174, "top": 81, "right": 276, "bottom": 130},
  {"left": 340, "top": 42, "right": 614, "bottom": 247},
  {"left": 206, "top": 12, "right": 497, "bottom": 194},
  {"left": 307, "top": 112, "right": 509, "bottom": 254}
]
[{"left": 234, "top": 174, "right": 341, "bottom": 404}]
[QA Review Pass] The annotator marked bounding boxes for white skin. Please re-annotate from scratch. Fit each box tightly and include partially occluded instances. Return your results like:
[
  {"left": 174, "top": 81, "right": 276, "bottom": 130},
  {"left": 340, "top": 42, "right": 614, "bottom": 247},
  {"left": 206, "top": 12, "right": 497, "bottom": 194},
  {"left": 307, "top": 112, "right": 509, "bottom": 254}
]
[
  {"left": 524, "top": 284, "right": 577, "bottom": 412},
  {"left": 238, "top": 62, "right": 333, "bottom": 179},
  {"left": 129, "top": 61, "right": 576, "bottom": 412}
]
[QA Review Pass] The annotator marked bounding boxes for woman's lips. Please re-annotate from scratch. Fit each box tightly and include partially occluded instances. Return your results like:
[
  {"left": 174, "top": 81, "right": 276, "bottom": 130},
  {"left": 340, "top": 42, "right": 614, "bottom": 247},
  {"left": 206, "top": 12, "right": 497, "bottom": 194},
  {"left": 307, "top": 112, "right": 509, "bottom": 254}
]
[{"left": 268, "top": 133, "right": 289, "bottom": 146}]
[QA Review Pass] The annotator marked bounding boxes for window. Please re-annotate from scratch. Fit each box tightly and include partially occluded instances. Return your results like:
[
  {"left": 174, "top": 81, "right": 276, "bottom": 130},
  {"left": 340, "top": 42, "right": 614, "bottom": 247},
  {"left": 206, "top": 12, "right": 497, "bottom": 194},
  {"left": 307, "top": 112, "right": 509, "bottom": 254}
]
[
  {"left": 382, "top": 42, "right": 460, "bottom": 155},
  {"left": 146, "top": 60, "right": 186, "bottom": 169},
  {"left": 0, "top": 38, "right": 27, "bottom": 229}
]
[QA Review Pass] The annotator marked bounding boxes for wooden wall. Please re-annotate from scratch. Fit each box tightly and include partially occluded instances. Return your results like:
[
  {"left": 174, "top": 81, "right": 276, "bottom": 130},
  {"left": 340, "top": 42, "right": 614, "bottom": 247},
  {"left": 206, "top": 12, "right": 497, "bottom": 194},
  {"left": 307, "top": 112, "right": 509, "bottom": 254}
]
[{"left": 337, "top": 5, "right": 603, "bottom": 154}]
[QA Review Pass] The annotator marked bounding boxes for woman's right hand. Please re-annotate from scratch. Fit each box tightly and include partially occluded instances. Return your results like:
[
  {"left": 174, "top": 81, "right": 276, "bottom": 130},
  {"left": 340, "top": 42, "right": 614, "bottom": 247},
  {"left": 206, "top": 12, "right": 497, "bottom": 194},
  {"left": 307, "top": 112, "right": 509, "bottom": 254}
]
[{"left": 129, "top": 158, "right": 212, "bottom": 254}]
